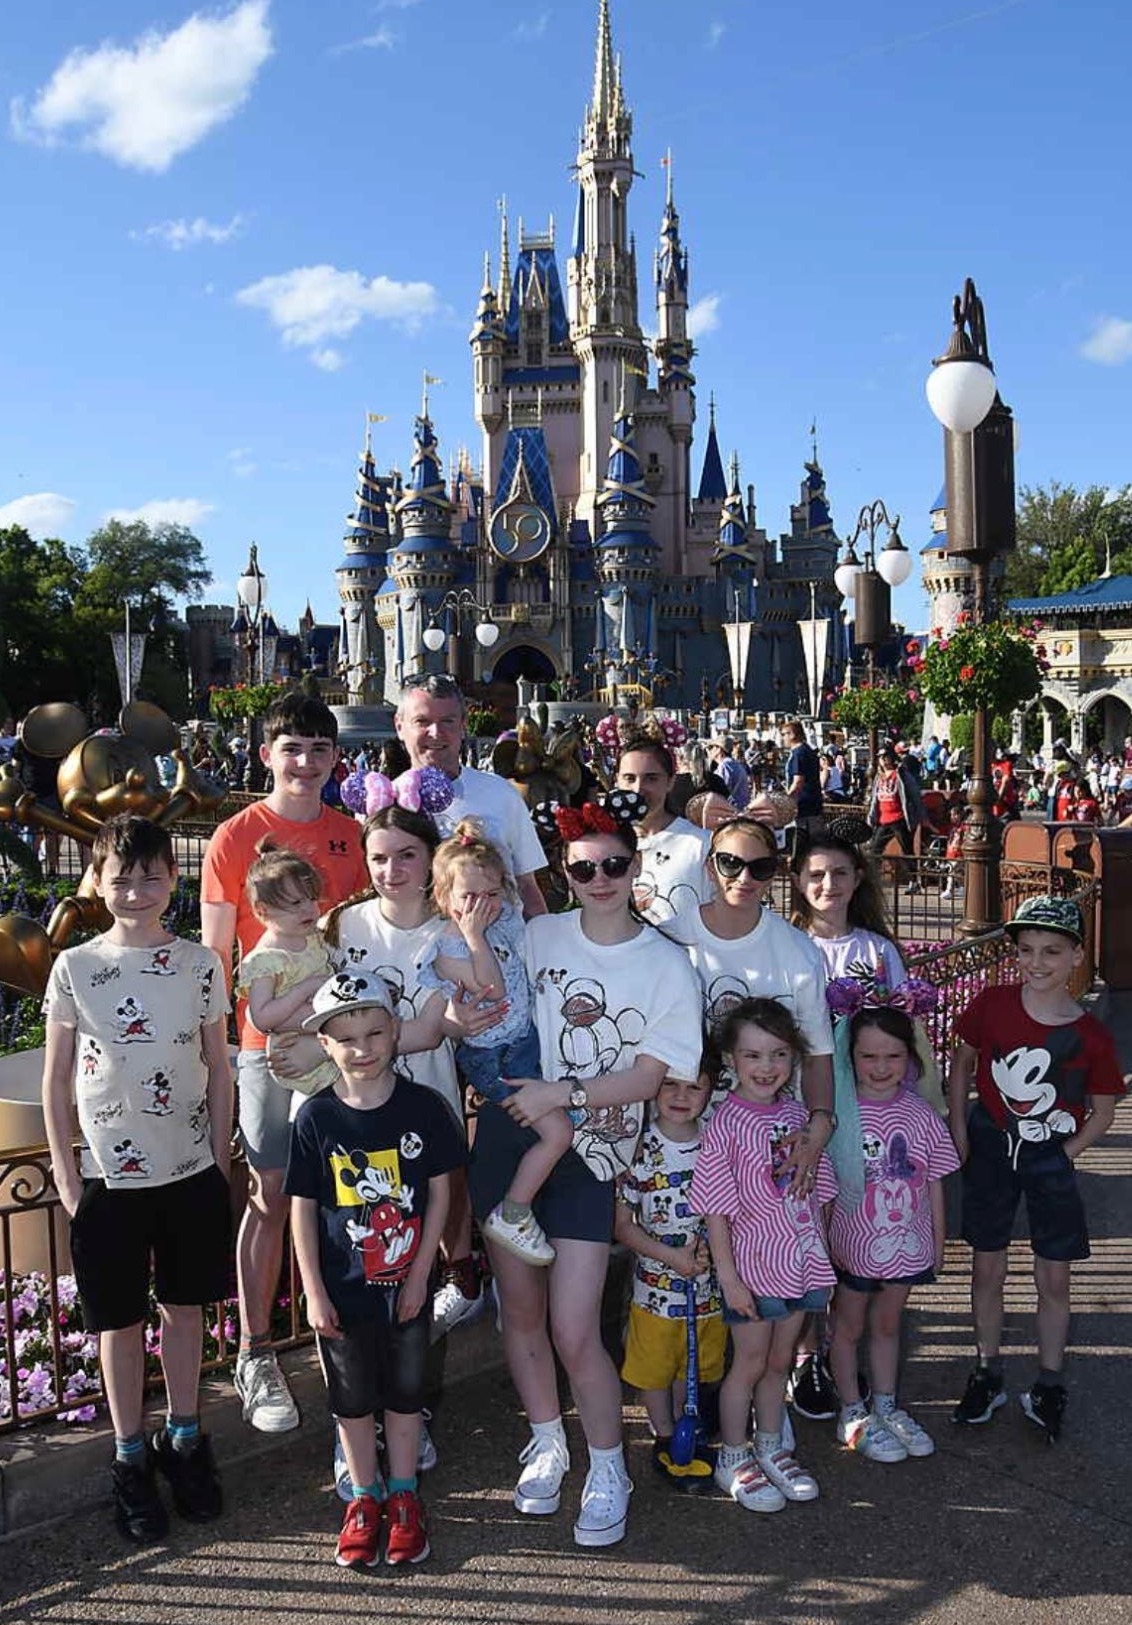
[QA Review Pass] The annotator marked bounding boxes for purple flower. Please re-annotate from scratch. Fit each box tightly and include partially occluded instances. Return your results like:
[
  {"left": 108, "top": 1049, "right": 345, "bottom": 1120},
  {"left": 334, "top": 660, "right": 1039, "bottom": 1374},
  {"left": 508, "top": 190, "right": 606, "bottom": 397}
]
[
  {"left": 889, "top": 976, "right": 938, "bottom": 1016},
  {"left": 339, "top": 766, "right": 369, "bottom": 815},
  {"left": 417, "top": 766, "right": 454, "bottom": 816},
  {"left": 826, "top": 977, "right": 867, "bottom": 1017}
]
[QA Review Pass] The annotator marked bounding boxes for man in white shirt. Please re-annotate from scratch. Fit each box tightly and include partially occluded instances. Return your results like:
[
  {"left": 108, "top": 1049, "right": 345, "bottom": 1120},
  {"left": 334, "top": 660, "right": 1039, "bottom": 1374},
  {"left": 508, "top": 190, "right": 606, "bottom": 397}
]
[{"left": 394, "top": 673, "right": 548, "bottom": 1333}]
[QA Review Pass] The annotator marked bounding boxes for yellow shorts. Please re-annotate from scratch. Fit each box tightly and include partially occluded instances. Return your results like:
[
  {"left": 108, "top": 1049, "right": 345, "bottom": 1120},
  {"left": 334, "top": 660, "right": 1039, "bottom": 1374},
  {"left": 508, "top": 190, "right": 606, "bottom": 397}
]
[{"left": 620, "top": 1301, "right": 726, "bottom": 1392}]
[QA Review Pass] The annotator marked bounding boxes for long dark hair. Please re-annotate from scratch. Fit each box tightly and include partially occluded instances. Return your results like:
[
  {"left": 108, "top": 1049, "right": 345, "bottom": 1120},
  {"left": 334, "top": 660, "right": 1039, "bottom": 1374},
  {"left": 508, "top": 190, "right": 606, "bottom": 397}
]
[{"left": 849, "top": 1005, "right": 921, "bottom": 1078}]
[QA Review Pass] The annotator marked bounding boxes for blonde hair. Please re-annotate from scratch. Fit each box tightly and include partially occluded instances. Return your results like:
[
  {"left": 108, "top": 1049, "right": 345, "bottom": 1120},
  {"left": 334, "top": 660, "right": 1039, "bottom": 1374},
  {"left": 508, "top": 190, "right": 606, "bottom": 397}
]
[
  {"left": 431, "top": 819, "right": 516, "bottom": 915},
  {"left": 246, "top": 842, "right": 322, "bottom": 914}
]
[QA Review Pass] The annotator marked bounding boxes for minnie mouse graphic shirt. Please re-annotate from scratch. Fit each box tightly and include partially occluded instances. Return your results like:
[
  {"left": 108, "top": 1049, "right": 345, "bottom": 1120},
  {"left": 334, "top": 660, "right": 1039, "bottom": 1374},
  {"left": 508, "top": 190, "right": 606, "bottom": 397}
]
[
  {"left": 828, "top": 1091, "right": 959, "bottom": 1280},
  {"left": 957, "top": 985, "right": 1125, "bottom": 1146},
  {"left": 285, "top": 1078, "right": 465, "bottom": 1323}
]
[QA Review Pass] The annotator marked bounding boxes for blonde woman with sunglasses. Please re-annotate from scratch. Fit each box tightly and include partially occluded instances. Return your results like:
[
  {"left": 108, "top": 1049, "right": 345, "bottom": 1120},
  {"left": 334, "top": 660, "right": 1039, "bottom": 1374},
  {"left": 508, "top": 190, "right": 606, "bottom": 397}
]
[{"left": 661, "top": 815, "right": 836, "bottom": 1191}]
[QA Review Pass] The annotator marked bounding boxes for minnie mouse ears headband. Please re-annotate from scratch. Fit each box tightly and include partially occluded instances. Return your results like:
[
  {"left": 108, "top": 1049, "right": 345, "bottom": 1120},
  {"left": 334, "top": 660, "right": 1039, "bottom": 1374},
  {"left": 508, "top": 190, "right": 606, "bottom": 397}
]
[
  {"left": 826, "top": 974, "right": 938, "bottom": 1020},
  {"left": 340, "top": 764, "right": 455, "bottom": 819},
  {"left": 531, "top": 789, "right": 648, "bottom": 841}
]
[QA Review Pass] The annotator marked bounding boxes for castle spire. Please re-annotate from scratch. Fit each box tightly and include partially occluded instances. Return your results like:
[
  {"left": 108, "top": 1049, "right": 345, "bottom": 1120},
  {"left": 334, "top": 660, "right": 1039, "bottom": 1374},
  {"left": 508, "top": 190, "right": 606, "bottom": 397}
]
[
  {"left": 497, "top": 197, "right": 511, "bottom": 308},
  {"left": 590, "top": 0, "right": 615, "bottom": 123},
  {"left": 697, "top": 394, "right": 727, "bottom": 503}
]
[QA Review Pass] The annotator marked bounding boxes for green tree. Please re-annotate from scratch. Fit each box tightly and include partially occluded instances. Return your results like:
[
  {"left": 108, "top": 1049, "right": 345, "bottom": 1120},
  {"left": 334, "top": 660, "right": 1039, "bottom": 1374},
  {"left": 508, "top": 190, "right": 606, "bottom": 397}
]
[
  {"left": 0, "top": 526, "right": 88, "bottom": 717},
  {"left": 1004, "top": 482, "right": 1132, "bottom": 599},
  {"left": 72, "top": 520, "right": 212, "bottom": 720}
]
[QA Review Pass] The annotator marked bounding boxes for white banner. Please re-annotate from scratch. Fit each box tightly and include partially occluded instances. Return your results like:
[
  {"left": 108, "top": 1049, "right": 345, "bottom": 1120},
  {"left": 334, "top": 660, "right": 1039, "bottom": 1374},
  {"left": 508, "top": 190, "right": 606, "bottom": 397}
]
[
  {"left": 110, "top": 633, "right": 147, "bottom": 708},
  {"left": 723, "top": 619, "right": 753, "bottom": 702},
  {"left": 798, "top": 617, "right": 829, "bottom": 718}
]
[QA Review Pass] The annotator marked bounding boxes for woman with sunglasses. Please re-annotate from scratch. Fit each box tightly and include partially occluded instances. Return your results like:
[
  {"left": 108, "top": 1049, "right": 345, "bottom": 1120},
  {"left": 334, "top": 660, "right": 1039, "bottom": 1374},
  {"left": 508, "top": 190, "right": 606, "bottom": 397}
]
[
  {"left": 615, "top": 740, "right": 712, "bottom": 924},
  {"left": 469, "top": 796, "right": 701, "bottom": 1551},
  {"left": 662, "top": 815, "right": 836, "bottom": 1190}
]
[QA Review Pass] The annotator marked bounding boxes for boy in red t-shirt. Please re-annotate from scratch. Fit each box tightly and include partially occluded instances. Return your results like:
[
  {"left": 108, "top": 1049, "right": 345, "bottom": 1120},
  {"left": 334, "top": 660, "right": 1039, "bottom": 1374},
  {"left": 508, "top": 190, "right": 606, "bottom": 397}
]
[
  {"left": 947, "top": 896, "right": 1125, "bottom": 1441},
  {"left": 201, "top": 692, "right": 368, "bottom": 1434}
]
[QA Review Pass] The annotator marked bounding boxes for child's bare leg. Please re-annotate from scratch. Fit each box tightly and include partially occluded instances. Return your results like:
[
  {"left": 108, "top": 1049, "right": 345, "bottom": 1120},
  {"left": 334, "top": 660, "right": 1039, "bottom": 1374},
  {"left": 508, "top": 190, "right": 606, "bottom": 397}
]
[
  {"left": 645, "top": 1386, "right": 676, "bottom": 1438},
  {"left": 753, "top": 1312, "right": 804, "bottom": 1436},
  {"left": 507, "top": 1109, "right": 574, "bottom": 1207},
  {"left": 385, "top": 1409, "right": 423, "bottom": 1484},
  {"left": 971, "top": 1248, "right": 1009, "bottom": 1361},
  {"left": 338, "top": 1413, "right": 380, "bottom": 1493},
  {"left": 868, "top": 1284, "right": 911, "bottom": 1398},
  {"left": 719, "top": 1320, "right": 771, "bottom": 1447},
  {"left": 1034, "top": 1256, "right": 1071, "bottom": 1373},
  {"left": 829, "top": 1285, "right": 869, "bottom": 1404},
  {"left": 100, "top": 1324, "right": 146, "bottom": 1440},
  {"left": 158, "top": 1302, "right": 204, "bottom": 1417}
]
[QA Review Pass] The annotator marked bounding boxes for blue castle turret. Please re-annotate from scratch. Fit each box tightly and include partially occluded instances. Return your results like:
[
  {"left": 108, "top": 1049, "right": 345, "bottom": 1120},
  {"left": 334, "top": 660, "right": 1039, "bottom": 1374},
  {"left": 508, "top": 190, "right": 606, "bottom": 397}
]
[
  {"left": 594, "top": 392, "right": 658, "bottom": 675},
  {"left": 335, "top": 427, "right": 391, "bottom": 702},
  {"left": 389, "top": 408, "right": 458, "bottom": 676}
]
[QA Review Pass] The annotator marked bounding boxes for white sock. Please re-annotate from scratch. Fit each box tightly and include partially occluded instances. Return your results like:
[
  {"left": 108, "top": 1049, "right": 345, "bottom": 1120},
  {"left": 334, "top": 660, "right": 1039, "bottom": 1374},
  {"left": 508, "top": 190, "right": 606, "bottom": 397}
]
[
  {"left": 718, "top": 1442, "right": 749, "bottom": 1470},
  {"left": 587, "top": 1442, "right": 626, "bottom": 1475},
  {"left": 841, "top": 1401, "right": 868, "bottom": 1423},
  {"left": 530, "top": 1416, "right": 566, "bottom": 1447},
  {"left": 755, "top": 1429, "right": 781, "bottom": 1457},
  {"left": 872, "top": 1392, "right": 896, "bottom": 1417}
]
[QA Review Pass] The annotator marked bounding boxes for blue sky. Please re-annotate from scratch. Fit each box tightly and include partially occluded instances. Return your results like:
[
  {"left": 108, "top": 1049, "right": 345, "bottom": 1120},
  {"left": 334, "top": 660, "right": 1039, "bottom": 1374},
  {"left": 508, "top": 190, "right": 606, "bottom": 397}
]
[{"left": 1, "top": 0, "right": 1129, "bottom": 642}]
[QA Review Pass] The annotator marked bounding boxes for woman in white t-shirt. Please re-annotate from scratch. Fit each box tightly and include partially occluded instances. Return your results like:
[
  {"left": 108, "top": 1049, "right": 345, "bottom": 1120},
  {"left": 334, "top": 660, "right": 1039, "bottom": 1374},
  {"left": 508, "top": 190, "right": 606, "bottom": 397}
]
[
  {"left": 616, "top": 740, "right": 711, "bottom": 924},
  {"left": 469, "top": 796, "right": 701, "bottom": 1551},
  {"left": 661, "top": 814, "right": 835, "bottom": 1185}
]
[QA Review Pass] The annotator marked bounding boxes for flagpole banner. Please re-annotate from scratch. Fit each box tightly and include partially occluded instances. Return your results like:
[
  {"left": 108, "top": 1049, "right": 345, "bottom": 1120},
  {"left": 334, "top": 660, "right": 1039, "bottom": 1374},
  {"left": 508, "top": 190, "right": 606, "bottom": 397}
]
[
  {"left": 723, "top": 620, "right": 753, "bottom": 701},
  {"left": 797, "top": 619, "right": 829, "bottom": 718},
  {"left": 110, "top": 633, "right": 147, "bottom": 708}
]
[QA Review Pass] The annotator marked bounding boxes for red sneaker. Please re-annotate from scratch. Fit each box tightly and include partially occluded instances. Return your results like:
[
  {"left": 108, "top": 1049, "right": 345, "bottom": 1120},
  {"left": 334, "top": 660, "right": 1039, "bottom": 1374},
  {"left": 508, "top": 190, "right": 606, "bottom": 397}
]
[
  {"left": 384, "top": 1490, "right": 430, "bottom": 1566},
  {"left": 335, "top": 1494, "right": 382, "bottom": 1569}
]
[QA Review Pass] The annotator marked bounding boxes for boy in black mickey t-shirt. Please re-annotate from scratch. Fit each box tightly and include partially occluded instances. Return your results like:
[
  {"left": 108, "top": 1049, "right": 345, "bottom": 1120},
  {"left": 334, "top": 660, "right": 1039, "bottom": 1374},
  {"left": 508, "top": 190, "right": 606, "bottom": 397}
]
[
  {"left": 286, "top": 973, "right": 464, "bottom": 1571},
  {"left": 948, "top": 896, "right": 1125, "bottom": 1441}
]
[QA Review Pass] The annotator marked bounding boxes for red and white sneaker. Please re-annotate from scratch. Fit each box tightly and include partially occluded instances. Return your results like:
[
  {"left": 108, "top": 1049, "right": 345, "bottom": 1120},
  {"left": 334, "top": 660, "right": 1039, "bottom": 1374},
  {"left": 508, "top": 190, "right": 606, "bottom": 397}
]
[
  {"left": 384, "top": 1490, "right": 430, "bottom": 1566},
  {"left": 335, "top": 1494, "right": 382, "bottom": 1569}
]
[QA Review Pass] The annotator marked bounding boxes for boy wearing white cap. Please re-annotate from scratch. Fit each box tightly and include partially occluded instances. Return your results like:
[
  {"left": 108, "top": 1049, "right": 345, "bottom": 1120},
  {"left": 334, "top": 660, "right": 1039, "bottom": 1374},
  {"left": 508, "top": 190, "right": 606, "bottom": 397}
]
[{"left": 285, "top": 973, "right": 464, "bottom": 1570}]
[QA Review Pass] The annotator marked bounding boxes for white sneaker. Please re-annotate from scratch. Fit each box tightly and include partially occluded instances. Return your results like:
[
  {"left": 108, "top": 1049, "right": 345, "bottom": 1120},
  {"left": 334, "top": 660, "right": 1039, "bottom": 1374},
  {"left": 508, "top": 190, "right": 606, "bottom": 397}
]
[
  {"left": 714, "top": 1455, "right": 786, "bottom": 1514},
  {"left": 573, "top": 1456, "right": 633, "bottom": 1547},
  {"left": 235, "top": 1351, "right": 299, "bottom": 1433},
  {"left": 756, "top": 1445, "right": 820, "bottom": 1502},
  {"left": 514, "top": 1432, "right": 570, "bottom": 1515},
  {"left": 418, "top": 1412, "right": 438, "bottom": 1472},
  {"left": 431, "top": 1275, "right": 487, "bottom": 1340},
  {"left": 837, "top": 1408, "right": 908, "bottom": 1463},
  {"left": 483, "top": 1205, "right": 556, "bottom": 1265},
  {"left": 877, "top": 1407, "right": 935, "bottom": 1457}
]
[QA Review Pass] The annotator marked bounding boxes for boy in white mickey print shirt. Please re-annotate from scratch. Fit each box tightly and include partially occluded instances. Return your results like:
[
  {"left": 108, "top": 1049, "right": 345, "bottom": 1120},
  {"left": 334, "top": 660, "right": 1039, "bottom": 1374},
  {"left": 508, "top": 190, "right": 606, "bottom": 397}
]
[{"left": 42, "top": 815, "right": 232, "bottom": 1545}]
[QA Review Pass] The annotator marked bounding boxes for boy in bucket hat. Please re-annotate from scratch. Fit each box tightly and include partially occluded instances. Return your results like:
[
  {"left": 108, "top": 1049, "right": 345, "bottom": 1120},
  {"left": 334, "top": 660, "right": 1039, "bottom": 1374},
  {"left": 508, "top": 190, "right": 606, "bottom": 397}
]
[
  {"left": 947, "top": 897, "right": 1125, "bottom": 1441},
  {"left": 285, "top": 973, "right": 465, "bottom": 1569}
]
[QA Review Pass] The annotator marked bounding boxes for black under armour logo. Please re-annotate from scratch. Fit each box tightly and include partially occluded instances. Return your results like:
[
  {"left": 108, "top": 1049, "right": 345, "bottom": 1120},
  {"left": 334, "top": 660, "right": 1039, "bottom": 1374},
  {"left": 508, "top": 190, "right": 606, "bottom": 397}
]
[{"left": 328, "top": 840, "right": 349, "bottom": 855}]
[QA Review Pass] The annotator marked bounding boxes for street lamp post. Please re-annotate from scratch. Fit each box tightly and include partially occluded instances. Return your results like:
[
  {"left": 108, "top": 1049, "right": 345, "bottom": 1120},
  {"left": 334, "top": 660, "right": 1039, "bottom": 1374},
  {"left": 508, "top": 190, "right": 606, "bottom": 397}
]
[
  {"left": 834, "top": 500, "right": 912, "bottom": 771},
  {"left": 235, "top": 543, "right": 270, "bottom": 792},
  {"left": 926, "top": 277, "right": 1016, "bottom": 934},
  {"left": 422, "top": 589, "right": 500, "bottom": 681}
]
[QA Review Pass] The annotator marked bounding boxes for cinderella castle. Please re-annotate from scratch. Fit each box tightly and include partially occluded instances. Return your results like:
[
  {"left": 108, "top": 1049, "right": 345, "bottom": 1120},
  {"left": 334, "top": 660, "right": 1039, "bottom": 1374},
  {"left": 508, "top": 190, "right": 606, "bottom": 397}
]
[{"left": 331, "top": 0, "right": 847, "bottom": 719}]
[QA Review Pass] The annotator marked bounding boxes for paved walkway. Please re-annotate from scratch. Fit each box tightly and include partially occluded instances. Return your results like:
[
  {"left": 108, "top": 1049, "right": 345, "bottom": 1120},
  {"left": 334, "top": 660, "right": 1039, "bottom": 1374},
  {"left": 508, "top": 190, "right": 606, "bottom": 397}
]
[{"left": 3, "top": 1002, "right": 1131, "bottom": 1624}]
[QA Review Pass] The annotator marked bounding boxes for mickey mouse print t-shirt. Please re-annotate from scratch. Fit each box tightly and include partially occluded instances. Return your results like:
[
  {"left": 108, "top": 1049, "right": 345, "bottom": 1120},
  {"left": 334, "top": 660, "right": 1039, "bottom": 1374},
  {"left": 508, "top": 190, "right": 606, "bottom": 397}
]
[
  {"left": 285, "top": 1079, "right": 465, "bottom": 1323},
  {"left": 957, "top": 984, "right": 1125, "bottom": 1146}
]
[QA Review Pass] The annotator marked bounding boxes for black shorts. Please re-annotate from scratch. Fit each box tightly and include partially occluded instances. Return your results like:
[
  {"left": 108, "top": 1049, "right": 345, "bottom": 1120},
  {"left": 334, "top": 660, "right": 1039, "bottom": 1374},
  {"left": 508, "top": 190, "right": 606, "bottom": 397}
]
[
  {"left": 835, "top": 1267, "right": 936, "bottom": 1294},
  {"left": 961, "top": 1104, "right": 1089, "bottom": 1262},
  {"left": 318, "top": 1297, "right": 430, "bottom": 1418},
  {"left": 468, "top": 1102, "right": 615, "bottom": 1245},
  {"left": 70, "top": 1164, "right": 232, "bottom": 1332}
]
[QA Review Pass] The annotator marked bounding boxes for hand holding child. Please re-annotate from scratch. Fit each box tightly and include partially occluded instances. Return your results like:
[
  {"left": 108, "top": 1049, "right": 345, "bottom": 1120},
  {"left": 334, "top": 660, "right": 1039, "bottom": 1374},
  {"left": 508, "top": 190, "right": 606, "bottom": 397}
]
[{"left": 670, "top": 1236, "right": 711, "bottom": 1280}]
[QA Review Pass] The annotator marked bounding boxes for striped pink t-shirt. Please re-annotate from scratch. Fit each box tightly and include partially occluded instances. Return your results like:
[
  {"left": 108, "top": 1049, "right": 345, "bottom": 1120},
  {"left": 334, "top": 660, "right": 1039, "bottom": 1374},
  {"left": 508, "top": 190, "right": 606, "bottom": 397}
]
[
  {"left": 689, "top": 1095, "right": 838, "bottom": 1298},
  {"left": 828, "top": 1091, "right": 960, "bottom": 1280}
]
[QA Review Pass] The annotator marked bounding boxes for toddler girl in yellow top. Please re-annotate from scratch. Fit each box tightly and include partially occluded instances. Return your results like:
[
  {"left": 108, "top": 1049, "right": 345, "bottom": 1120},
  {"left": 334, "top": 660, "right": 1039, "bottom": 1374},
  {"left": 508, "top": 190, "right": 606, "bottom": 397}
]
[{"left": 237, "top": 845, "right": 340, "bottom": 1096}]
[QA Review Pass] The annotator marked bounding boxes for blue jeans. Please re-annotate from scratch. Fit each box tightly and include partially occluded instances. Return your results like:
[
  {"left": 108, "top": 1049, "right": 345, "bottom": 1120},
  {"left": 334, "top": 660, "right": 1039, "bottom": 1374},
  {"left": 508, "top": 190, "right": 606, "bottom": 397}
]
[{"left": 457, "top": 1022, "right": 541, "bottom": 1105}]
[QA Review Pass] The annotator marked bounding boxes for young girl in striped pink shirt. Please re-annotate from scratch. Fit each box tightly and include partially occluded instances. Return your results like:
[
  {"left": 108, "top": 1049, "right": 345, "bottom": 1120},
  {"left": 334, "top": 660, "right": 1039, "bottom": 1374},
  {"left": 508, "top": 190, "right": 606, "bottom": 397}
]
[{"left": 690, "top": 998, "right": 838, "bottom": 1514}]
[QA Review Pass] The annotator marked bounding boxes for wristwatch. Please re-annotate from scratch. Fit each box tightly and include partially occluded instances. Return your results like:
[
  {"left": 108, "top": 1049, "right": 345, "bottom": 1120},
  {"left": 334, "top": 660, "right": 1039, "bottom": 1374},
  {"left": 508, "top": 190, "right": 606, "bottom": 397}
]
[
  {"left": 808, "top": 1106, "right": 838, "bottom": 1132},
  {"left": 568, "top": 1083, "right": 589, "bottom": 1112}
]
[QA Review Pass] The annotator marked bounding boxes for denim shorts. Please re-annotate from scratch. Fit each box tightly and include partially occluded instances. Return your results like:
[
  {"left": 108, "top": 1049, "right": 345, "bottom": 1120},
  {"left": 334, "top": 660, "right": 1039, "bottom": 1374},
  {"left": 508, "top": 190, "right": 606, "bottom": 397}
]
[
  {"left": 318, "top": 1294, "right": 430, "bottom": 1418},
  {"left": 961, "top": 1103, "right": 1089, "bottom": 1262},
  {"left": 457, "top": 1022, "right": 541, "bottom": 1104},
  {"left": 725, "top": 1286, "right": 830, "bottom": 1324}
]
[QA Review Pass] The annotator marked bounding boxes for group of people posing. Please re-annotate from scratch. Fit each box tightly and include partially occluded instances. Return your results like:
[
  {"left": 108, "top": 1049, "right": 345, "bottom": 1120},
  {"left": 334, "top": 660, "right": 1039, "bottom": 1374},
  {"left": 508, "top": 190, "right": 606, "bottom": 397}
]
[{"left": 40, "top": 681, "right": 1125, "bottom": 1573}]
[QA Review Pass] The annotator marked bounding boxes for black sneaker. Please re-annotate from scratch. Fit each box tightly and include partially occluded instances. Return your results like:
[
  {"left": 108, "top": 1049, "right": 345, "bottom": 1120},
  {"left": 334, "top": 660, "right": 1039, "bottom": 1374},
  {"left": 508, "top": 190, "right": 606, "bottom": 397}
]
[
  {"left": 1020, "top": 1383, "right": 1067, "bottom": 1442},
  {"left": 111, "top": 1457, "right": 169, "bottom": 1544},
  {"left": 789, "top": 1352, "right": 838, "bottom": 1421},
  {"left": 150, "top": 1427, "right": 223, "bottom": 1521},
  {"left": 952, "top": 1365, "right": 1007, "bottom": 1425}
]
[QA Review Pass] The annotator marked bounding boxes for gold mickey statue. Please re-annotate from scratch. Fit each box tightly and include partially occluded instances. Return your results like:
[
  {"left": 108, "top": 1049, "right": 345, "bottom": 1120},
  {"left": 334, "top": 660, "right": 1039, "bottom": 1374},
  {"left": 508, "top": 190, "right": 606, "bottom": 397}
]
[{"left": 491, "top": 716, "right": 585, "bottom": 808}]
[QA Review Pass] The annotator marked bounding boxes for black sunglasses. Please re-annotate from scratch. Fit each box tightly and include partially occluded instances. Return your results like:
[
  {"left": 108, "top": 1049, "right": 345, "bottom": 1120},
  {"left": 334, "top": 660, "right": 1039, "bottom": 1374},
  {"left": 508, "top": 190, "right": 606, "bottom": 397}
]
[
  {"left": 564, "top": 854, "right": 634, "bottom": 883},
  {"left": 713, "top": 849, "right": 779, "bottom": 881}
]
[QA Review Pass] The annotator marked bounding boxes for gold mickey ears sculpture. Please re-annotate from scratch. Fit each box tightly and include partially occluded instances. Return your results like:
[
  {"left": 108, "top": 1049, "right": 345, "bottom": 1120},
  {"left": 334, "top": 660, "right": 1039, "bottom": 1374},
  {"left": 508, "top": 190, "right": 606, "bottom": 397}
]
[{"left": 0, "top": 701, "right": 227, "bottom": 1002}]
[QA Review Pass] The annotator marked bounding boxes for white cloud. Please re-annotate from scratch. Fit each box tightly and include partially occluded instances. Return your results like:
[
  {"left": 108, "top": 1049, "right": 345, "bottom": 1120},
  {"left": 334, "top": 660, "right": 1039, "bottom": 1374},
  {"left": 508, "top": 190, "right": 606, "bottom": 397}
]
[
  {"left": 376, "top": 0, "right": 422, "bottom": 8},
  {"left": 0, "top": 492, "right": 77, "bottom": 537},
  {"left": 235, "top": 264, "right": 440, "bottom": 364},
  {"left": 512, "top": 12, "right": 550, "bottom": 41},
  {"left": 330, "top": 26, "right": 397, "bottom": 54},
  {"left": 132, "top": 213, "right": 245, "bottom": 250},
  {"left": 687, "top": 293, "right": 722, "bottom": 339},
  {"left": 706, "top": 20, "right": 726, "bottom": 48},
  {"left": 12, "top": 0, "right": 273, "bottom": 174},
  {"left": 106, "top": 498, "right": 215, "bottom": 527},
  {"left": 227, "top": 448, "right": 257, "bottom": 477},
  {"left": 1081, "top": 316, "right": 1132, "bottom": 366}
]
